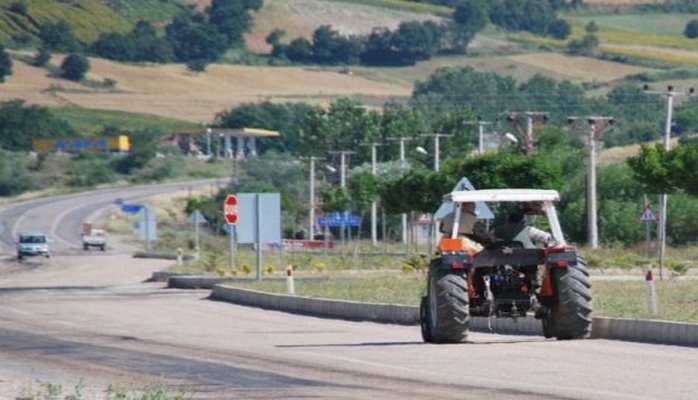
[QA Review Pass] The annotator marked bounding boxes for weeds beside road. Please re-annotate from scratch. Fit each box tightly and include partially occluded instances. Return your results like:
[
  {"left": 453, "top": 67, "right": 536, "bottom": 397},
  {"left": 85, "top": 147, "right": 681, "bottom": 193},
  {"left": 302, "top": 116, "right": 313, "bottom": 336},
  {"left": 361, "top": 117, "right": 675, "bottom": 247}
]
[{"left": 164, "top": 243, "right": 698, "bottom": 324}]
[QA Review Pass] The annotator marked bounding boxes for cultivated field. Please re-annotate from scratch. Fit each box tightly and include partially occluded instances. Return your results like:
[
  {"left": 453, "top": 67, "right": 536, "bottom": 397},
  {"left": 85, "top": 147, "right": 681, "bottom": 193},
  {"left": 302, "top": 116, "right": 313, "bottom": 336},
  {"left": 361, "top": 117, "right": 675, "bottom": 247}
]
[{"left": 0, "top": 0, "right": 681, "bottom": 125}]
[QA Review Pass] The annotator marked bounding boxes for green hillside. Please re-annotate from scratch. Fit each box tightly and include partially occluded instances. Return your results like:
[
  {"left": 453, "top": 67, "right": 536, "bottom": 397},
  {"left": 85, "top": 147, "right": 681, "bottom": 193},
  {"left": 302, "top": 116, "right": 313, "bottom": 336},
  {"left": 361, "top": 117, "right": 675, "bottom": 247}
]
[{"left": 0, "top": 0, "right": 187, "bottom": 47}]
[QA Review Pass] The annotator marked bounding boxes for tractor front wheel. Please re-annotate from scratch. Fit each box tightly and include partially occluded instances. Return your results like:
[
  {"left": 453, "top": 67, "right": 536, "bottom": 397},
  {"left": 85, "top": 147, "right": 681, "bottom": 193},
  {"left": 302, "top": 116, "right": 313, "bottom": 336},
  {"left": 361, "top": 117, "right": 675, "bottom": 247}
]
[{"left": 426, "top": 268, "right": 470, "bottom": 343}]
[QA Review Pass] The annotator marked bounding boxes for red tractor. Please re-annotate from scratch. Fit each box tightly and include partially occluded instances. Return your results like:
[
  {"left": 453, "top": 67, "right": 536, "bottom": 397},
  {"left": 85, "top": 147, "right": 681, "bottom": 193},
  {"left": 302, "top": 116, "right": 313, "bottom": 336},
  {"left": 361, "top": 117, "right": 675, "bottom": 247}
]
[{"left": 420, "top": 188, "right": 592, "bottom": 343}]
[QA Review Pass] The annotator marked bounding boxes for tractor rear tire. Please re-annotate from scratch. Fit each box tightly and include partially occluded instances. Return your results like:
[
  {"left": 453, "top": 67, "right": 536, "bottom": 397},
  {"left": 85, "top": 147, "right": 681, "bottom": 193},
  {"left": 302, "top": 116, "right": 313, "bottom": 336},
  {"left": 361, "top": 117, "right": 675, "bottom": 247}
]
[
  {"left": 426, "top": 268, "right": 470, "bottom": 343},
  {"left": 547, "top": 256, "right": 592, "bottom": 340},
  {"left": 420, "top": 296, "right": 432, "bottom": 343}
]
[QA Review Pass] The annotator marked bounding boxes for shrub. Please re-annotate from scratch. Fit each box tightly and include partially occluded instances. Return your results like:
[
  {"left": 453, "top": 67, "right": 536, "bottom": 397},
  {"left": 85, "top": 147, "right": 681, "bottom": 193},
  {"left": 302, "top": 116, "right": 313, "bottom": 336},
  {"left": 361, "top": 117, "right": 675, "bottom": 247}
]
[
  {"left": 684, "top": 19, "right": 698, "bottom": 39},
  {"left": 61, "top": 53, "right": 90, "bottom": 81}
]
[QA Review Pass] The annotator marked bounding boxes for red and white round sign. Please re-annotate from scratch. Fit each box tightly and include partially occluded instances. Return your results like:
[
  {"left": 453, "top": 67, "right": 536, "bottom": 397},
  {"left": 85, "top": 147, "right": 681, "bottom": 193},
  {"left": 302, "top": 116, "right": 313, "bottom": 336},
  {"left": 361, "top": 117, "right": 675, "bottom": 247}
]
[{"left": 223, "top": 194, "right": 238, "bottom": 225}]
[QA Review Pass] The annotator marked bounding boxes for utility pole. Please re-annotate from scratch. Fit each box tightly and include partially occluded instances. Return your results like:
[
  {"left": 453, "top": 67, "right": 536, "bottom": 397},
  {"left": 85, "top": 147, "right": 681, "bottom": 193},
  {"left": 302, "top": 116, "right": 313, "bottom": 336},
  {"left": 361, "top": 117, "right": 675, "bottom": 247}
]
[
  {"left": 300, "top": 156, "right": 323, "bottom": 241},
  {"left": 369, "top": 142, "right": 380, "bottom": 246},
  {"left": 420, "top": 133, "right": 452, "bottom": 171},
  {"left": 643, "top": 84, "right": 693, "bottom": 279},
  {"left": 568, "top": 116, "right": 614, "bottom": 250},
  {"left": 328, "top": 150, "right": 356, "bottom": 188},
  {"left": 388, "top": 137, "right": 416, "bottom": 244},
  {"left": 506, "top": 112, "right": 548, "bottom": 154},
  {"left": 476, "top": 118, "right": 491, "bottom": 155}
]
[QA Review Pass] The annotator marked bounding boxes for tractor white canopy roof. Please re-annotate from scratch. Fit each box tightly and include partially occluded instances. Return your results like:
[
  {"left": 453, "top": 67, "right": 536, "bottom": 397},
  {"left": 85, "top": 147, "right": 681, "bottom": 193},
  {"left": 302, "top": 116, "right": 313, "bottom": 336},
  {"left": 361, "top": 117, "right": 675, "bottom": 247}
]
[{"left": 444, "top": 188, "right": 560, "bottom": 203}]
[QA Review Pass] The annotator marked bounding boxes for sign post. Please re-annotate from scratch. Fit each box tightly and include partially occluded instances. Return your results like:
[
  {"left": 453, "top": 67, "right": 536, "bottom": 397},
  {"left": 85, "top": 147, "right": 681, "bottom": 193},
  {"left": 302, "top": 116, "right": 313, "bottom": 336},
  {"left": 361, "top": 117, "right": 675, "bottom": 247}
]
[
  {"left": 644, "top": 264, "right": 659, "bottom": 316},
  {"left": 223, "top": 194, "right": 238, "bottom": 270}
]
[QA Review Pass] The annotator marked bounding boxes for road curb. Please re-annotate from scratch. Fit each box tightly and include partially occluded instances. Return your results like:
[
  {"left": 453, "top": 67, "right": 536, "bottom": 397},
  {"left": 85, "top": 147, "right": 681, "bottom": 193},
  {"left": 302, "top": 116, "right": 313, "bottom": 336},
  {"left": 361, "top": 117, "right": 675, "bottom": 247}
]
[{"left": 208, "top": 283, "right": 698, "bottom": 347}]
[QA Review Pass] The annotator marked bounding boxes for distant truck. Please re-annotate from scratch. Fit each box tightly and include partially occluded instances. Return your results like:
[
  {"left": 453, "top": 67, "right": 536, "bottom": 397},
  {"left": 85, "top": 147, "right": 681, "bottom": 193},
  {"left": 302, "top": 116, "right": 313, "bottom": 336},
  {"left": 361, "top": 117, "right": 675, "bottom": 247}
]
[
  {"left": 81, "top": 223, "right": 107, "bottom": 251},
  {"left": 32, "top": 135, "right": 130, "bottom": 154}
]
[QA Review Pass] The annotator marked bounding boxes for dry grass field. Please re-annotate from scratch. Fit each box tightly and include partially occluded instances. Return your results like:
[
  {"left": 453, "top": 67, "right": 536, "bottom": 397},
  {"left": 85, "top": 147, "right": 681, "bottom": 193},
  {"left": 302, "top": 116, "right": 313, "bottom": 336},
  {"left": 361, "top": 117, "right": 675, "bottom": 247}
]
[
  {"left": 0, "top": 0, "right": 669, "bottom": 125},
  {"left": 0, "top": 54, "right": 413, "bottom": 123}
]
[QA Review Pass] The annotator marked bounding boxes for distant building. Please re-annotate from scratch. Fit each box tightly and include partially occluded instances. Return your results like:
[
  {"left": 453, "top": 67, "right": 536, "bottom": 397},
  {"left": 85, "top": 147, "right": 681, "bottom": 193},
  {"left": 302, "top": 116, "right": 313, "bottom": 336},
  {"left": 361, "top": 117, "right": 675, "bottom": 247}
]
[{"left": 169, "top": 128, "right": 279, "bottom": 159}]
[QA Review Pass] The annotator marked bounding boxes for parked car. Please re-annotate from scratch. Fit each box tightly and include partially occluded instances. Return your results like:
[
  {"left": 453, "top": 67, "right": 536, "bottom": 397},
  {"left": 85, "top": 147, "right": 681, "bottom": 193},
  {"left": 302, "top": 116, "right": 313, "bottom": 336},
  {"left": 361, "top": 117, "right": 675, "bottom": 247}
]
[{"left": 16, "top": 231, "right": 50, "bottom": 261}]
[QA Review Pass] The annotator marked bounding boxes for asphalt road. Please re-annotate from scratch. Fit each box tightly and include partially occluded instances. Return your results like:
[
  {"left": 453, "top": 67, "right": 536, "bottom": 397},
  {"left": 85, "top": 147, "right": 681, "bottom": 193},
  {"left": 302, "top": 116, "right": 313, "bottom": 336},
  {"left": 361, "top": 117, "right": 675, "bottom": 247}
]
[{"left": 0, "top": 182, "right": 697, "bottom": 399}]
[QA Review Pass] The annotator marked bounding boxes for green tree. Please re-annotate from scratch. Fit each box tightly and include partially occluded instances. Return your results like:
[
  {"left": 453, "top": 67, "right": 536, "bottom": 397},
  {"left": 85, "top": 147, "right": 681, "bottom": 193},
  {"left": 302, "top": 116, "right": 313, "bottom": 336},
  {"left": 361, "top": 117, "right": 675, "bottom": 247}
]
[
  {"left": 567, "top": 20, "right": 599, "bottom": 55},
  {"left": 0, "top": 44, "right": 12, "bottom": 83},
  {"left": 442, "top": 150, "right": 564, "bottom": 191},
  {"left": 0, "top": 99, "right": 73, "bottom": 151},
  {"left": 66, "top": 154, "right": 117, "bottom": 187},
  {"left": 284, "top": 37, "right": 313, "bottom": 63},
  {"left": 299, "top": 98, "right": 381, "bottom": 163},
  {"left": 208, "top": 0, "right": 262, "bottom": 47},
  {"left": 685, "top": 19, "right": 698, "bottom": 38},
  {"left": 165, "top": 12, "right": 227, "bottom": 62},
  {"left": 626, "top": 144, "right": 675, "bottom": 195},
  {"left": 391, "top": 20, "right": 442, "bottom": 65},
  {"left": 266, "top": 29, "right": 285, "bottom": 47},
  {"left": 361, "top": 28, "right": 398, "bottom": 65},
  {"left": 311, "top": 25, "right": 345, "bottom": 64},
  {"left": 9, "top": 1, "right": 27, "bottom": 15},
  {"left": 91, "top": 32, "right": 135, "bottom": 62},
  {"left": 347, "top": 171, "right": 381, "bottom": 217},
  {"left": 450, "top": 0, "right": 488, "bottom": 53},
  {"left": 0, "top": 149, "right": 33, "bottom": 195},
  {"left": 32, "top": 46, "right": 52, "bottom": 67},
  {"left": 61, "top": 53, "right": 90, "bottom": 81},
  {"left": 320, "top": 185, "right": 351, "bottom": 213},
  {"left": 548, "top": 18, "right": 571, "bottom": 39},
  {"left": 39, "top": 20, "right": 80, "bottom": 52}
]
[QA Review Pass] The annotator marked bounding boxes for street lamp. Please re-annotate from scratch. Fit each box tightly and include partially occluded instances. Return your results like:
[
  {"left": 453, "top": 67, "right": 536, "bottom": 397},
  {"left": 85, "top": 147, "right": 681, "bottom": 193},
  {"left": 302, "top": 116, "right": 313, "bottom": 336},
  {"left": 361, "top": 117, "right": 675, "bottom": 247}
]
[{"left": 504, "top": 132, "right": 518, "bottom": 144}]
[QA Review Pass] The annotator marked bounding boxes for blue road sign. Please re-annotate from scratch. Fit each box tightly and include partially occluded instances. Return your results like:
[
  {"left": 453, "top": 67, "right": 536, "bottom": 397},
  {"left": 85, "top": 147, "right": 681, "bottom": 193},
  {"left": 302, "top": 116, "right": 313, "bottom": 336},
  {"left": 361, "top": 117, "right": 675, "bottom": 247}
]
[
  {"left": 317, "top": 211, "right": 360, "bottom": 227},
  {"left": 121, "top": 204, "right": 143, "bottom": 214}
]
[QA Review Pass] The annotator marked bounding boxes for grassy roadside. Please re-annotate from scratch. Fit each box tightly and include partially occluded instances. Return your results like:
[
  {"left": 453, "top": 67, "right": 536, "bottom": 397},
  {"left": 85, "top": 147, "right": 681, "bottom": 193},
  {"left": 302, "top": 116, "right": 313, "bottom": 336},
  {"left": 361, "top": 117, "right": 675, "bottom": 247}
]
[{"left": 158, "top": 241, "right": 698, "bottom": 324}]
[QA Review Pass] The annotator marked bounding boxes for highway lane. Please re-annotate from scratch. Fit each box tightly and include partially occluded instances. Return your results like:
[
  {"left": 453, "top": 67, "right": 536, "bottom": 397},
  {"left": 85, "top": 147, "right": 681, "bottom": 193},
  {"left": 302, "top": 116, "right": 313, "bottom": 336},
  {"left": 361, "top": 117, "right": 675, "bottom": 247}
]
[
  {"left": 0, "top": 182, "right": 696, "bottom": 399},
  {"left": 0, "top": 179, "right": 227, "bottom": 256}
]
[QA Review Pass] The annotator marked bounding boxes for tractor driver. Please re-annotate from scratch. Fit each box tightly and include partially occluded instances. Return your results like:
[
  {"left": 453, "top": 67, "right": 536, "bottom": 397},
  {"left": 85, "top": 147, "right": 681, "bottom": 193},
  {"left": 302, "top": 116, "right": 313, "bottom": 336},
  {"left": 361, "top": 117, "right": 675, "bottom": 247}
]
[{"left": 492, "top": 211, "right": 555, "bottom": 248}]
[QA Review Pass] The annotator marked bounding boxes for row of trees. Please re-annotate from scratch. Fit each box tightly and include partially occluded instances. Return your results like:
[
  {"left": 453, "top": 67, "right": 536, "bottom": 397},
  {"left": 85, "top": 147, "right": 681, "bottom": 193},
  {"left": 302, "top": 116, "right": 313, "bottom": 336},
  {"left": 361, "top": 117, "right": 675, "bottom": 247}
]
[
  {"left": 268, "top": 0, "right": 573, "bottom": 67},
  {"left": 215, "top": 67, "right": 698, "bottom": 165},
  {"left": 0, "top": 43, "right": 90, "bottom": 83},
  {"left": 268, "top": 20, "right": 473, "bottom": 67},
  {"left": 10, "top": 0, "right": 574, "bottom": 69},
  {"left": 90, "top": 0, "right": 261, "bottom": 65}
]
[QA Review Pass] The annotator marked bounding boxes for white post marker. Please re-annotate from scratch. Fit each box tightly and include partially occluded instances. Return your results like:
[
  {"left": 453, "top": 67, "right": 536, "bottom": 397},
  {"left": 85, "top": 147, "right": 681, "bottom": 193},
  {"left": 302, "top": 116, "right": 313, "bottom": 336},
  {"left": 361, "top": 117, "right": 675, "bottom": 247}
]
[
  {"left": 176, "top": 247, "right": 183, "bottom": 265},
  {"left": 644, "top": 264, "right": 658, "bottom": 316},
  {"left": 286, "top": 265, "right": 295, "bottom": 295}
]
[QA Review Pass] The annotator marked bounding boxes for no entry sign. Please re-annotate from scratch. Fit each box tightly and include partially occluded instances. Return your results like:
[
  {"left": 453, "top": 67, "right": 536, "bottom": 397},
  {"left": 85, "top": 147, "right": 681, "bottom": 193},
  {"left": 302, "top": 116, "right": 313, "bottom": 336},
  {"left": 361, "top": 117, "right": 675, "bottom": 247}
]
[{"left": 223, "top": 194, "right": 238, "bottom": 225}]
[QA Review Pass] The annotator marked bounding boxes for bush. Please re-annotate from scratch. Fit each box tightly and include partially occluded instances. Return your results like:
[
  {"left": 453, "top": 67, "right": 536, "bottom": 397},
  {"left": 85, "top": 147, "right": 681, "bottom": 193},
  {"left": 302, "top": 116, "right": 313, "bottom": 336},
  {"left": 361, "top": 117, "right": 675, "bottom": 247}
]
[
  {"left": 684, "top": 19, "right": 698, "bottom": 39},
  {"left": 61, "top": 53, "right": 90, "bottom": 81}
]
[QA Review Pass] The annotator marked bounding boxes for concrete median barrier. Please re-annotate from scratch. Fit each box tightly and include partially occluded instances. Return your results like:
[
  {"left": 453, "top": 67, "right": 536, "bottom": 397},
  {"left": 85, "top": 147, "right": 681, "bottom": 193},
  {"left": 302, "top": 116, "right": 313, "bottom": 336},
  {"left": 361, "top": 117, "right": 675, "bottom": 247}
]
[{"left": 209, "top": 283, "right": 698, "bottom": 347}]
